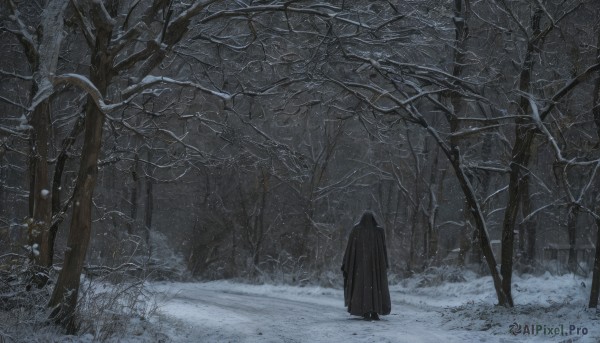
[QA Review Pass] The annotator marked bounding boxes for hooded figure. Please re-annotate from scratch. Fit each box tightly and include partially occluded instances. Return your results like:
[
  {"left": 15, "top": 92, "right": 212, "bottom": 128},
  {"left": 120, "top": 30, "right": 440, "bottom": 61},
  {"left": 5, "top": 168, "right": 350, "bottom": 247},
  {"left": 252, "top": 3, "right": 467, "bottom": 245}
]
[{"left": 341, "top": 211, "right": 391, "bottom": 320}]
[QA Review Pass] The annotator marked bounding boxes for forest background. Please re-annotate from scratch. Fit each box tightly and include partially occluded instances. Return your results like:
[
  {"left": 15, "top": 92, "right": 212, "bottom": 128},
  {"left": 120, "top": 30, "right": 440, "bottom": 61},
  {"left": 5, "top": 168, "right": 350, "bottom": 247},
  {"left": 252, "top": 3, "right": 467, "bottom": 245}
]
[{"left": 1, "top": 0, "right": 600, "bottom": 335}]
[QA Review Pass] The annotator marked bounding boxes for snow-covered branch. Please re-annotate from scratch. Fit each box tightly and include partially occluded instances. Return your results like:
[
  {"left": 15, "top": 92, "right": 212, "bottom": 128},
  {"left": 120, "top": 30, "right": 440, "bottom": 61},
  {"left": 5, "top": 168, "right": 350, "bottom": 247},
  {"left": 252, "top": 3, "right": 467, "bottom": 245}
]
[
  {"left": 156, "top": 128, "right": 204, "bottom": 156},
  {"left": 529, "top": 96, "right": 600, "bottom": 167},
  {"left": 200, "top": 3, "right": 381, "bottom": 30},
  {"left": 109, "top": 21, "right": 149, "bottom": 55},
  {"left": 539, "top": 62, "right": 600, "bottom": 121},
  {"left": 113, "top": 39, "right": 162, "bottom": 73},
  {"left": 122, "top": 75, "right": 232, "bottom": 102},
  {"left": 448, "top": 124, "right": 503, "bottom": 139},
  {"left": 70, "top": 0, "right": 96, "bottom": 46},
  {"left": 3, "top": 0, "right": 37, "bottom": 61},
  {"left": 0, "top": 69, "right": 32, "bottom": 81},
  {"left": 49, "top": 74, "right": 108, "bottom": 111},
  {"left": 519, "top": 200, "right": 560, "bottom": 225},
  {"left": 38, "top": 73, "right": 231, "bottom": 117},
  {"left": 0, "top": 124, "right": 28, "bottom": 138},
  {"left": 0, "top": 94, "right": 27, "bottom": 110},
  {"left": 314, "top": 170, "right": 371, "bottom": 201}
]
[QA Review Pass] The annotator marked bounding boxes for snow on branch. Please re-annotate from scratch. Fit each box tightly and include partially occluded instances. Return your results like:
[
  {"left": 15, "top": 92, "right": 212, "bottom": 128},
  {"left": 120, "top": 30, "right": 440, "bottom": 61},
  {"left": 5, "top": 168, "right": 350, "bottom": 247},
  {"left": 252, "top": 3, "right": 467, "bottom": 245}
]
[
  {"left": 70, "top": 0, "right": 95, "bottom": 46},
  {"left": 533, "top": 0, "right": 555, "bottom": 26},
  {"left": 325, "top": 77, "right": 401, "bottom": 114},
  {"left": 4, "top": 0, "right": 37, "bottom": 61},
  {"left": 0, "top": 124, "right": 28, "bottom": 138},
  {"left": 448, "top": 124, "right": 504, "bottom": 139},
  {"left": 173, "top": 0, "right": 219, "bottom": 25},
  {"left": 314, "top": 170, "right": 371, "bottom": 201},
  {"left": 519, "top": 200, "right": 560, "bottom": 225},
  {"left": 49, "top": 73, "right": 108, "bottom": 110},
  {"left": 46, "top": 73, "right": 141, "bottom": 112},
  {"left": 539, "top": 62, "right": 600, "bottom": 120},
  {"left": 113, "top": 39, "right": 162, "bottom": 73},
  {"left": 122, "top": 75, "right": 232, "bottom": 102},
  {"left": 578, "top": 162, "right": 600, "bottom": 204},
  {"left": 32, "top": 73, "right": 230, "bottom": 116},
  {"left": 528, "top": 96, "right": 600, "bottom": 167},
  {"left": 200, "top": 4, "right": 376, "bottom": 30},
  {"left": 529, "top": 96, "right": 569, "bottom": 164},
  {"left": 0, "top": 69, "right": 32, "bottom": 81},
  {"left": 157, "top": 128, "right": 204, "bottom": 156},
  {"left": 109, "top": 21, "right": 149, "bottom": 55},
  {"left": 0, "top": 94, "right": 27, "bottom": 110}
]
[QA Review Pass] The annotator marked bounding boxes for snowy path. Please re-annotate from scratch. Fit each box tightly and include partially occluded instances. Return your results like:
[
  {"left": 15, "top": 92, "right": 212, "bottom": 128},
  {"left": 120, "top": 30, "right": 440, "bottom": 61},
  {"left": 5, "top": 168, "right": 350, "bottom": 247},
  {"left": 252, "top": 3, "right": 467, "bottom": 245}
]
[{"left": 152, "top": 282, "right": 504, "bottom": 343}]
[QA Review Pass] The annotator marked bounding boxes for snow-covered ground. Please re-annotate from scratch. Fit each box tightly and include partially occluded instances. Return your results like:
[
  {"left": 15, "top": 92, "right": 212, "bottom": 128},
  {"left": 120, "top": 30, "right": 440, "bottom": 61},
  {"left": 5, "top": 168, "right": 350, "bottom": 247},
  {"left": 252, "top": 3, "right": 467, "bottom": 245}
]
[
  {"left": 149, "top": 271, "right": 600, "bottom": 343},
  {"left": 4, "top": 270, "right": 599, "bottom": 342}
]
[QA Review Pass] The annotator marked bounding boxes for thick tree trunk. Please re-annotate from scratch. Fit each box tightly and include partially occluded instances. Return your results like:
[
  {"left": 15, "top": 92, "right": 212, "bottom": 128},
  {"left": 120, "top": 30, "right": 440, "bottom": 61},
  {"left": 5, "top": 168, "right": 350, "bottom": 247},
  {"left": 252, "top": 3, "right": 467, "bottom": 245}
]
[
  {"left": 500, "top": 9, "right": 543, "bottom": 308},
  {"left": 48, "top": 97, "right": 107, "bottom": 332},
  {"left": 449, "top": 0, "right": 471, "bottom": 269},
  {"left": 517, "top": 172, "right": 533, "bottom": 268},
  {"left": 48, "top": 15, "right": 113, "bottom": 332},
  {"left": 47, "top": 115, "right": 85, "bottom": 267},
  {"left": 24, "top": 0, "right": 69, "bottom": 278},
  {"left": 470, "top": 134, "right": 492, "bottom": 266},
  {"left": 28, "top": 99, "right": 52, "bottom": 271}
]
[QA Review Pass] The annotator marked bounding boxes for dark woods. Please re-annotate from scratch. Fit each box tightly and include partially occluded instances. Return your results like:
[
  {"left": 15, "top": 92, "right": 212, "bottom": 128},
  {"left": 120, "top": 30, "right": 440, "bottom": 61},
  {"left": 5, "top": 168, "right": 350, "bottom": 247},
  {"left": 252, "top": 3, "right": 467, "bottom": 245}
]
[{"left": 1, "top": 0, "right": 600, "bottom": 332}]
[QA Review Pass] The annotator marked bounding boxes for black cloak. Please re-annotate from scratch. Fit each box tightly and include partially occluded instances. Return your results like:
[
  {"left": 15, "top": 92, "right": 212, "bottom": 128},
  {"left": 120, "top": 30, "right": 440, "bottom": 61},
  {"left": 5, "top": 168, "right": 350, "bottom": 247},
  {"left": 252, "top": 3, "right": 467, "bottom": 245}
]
[{"left": 341, "top": 211, "right": 391, "bottom": 316}]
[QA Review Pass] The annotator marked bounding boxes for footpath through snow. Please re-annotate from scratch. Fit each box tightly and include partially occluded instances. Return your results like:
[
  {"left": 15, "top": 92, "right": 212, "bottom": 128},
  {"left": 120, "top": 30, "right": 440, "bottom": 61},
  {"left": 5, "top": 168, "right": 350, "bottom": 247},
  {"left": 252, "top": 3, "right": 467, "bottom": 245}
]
[{"left": 151, "top": 271, "right": 600, "bottom": 343}]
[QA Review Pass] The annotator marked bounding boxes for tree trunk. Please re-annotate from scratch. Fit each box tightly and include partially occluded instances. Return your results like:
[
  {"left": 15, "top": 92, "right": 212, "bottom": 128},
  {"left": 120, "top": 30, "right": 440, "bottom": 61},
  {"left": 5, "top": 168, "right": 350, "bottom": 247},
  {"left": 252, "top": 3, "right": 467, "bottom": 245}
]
[
  {"left": 47, "top": 115, "right": 85, "bottom": 267},
  {"left": 446, "top": 147, "right": 509, "bottom": 305},
  {"left": 594, "top": 14, "right": 600, "bottom": 144},
  {"left": 500, "top": 9, "right": 543, "bottom": 308},
  {"left": 28, "top": 99, "right": 52, "bottom": 271},
  {"left": 48, "top": 98, "right": 107, "bottom": 332},
  {"left": 48, "top": 16, "right": 113, "bottom": 332},
  {"left": 128, "top": 153, "right": 140, "bottom": 235},
  {"left": 24, "top": 0, "right": 69, "bottom": 278},
  {"left": 517, "top": 173, "right": 533, "bottom": 268},
  {"left": 229, "top": 224, "right": 237, "bottom": 277},
  {"left": 252, "top": 171, "right": 268, "bottom": 270},
  {"left": 588, "top": 15, "right": 600, "bottom": 308},
  {"left": 470, "top": 134, "right": 491, "bottom": 266},
  {"left": 144, "top": 167, "right": 154, "bottom": 256},
  {"left": 567, "top": 204, "right": 580, "bottom": 273},
  {"left": 425, "top": 143, "right": 439, "bottom": 262},
  {"left": 521, "top": 174, "right": 536, "bottom": 263},
  {"left": 407, "top": 206, "right": 417, "bottom": 273},
  {"left": 590, "top": 218, "right": 600, "bottom": 308},
  {"left": 449, "top": 0, "right": 473, "bottom": 269}
]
